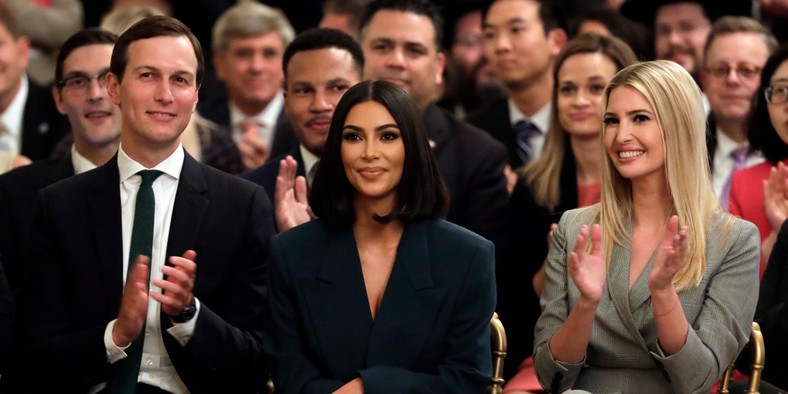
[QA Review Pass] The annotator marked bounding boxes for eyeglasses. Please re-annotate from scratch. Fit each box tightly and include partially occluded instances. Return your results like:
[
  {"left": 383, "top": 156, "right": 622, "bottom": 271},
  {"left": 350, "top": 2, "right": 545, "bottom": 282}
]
[
  {"left": 57, "top": 71, "right": 110, "bottom": 95},
  {"left": 704, "top": 64, "right": 762, "bottom": 82},
  {"left": 765, "top": 85, "right": 788, "bottom": 105}
]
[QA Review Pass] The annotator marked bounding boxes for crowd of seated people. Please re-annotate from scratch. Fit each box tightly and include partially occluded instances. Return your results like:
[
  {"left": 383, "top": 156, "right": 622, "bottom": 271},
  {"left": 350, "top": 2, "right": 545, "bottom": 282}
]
[{"left": 2, "top": 0, "right": 788, "bottom": 393}]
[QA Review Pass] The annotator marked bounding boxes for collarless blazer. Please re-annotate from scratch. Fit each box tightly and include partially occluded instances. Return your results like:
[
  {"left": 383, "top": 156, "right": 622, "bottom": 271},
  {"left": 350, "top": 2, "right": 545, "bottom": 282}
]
[
  {"left": 265, "top": 218, "right": 496, "bottom": 393},
  {"left": 19, "top": 151, "right": 275, "bottom": 393}
]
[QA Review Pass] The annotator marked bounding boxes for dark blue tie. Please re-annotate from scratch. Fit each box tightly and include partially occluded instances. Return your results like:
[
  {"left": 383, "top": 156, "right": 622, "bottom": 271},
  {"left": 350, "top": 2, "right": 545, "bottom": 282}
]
[
  {"left": 513, "top": 120, "right": 540, "bottom": 165},
  {"left": 109, "top": 169, "right": 163, "bottom": 393}
]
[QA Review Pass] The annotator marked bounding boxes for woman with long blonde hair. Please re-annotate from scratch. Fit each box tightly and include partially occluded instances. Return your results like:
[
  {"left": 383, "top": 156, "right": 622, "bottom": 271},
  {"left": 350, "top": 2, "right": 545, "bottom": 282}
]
[{"left": 534, "top": 60, "right": 759, "bottom": 393}]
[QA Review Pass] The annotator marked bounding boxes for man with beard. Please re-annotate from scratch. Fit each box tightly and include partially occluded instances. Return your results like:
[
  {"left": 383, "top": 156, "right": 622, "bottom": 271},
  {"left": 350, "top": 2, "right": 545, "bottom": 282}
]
[{"left": 244, "top": 28, "right": 364, "bottom": 231}]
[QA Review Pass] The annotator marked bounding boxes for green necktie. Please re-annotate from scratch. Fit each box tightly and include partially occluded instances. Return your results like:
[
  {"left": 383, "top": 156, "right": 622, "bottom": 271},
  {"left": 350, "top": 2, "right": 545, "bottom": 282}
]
[{"left": 109, "top": 169, "right": 163, "bottom": 393}]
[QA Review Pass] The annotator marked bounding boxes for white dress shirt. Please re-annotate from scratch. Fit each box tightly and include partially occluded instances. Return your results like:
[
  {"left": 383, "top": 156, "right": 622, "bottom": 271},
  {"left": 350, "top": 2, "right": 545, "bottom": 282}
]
[
  {"left": 229, "top": 92, "right": 284, "bottom": 149},
  {"left": 70, "top": 144, "right": 98, "bottom": 175},
  {"left": 0, "top": 74, "right": 28, "bottom": 154},
  {"left": 507, "top": 98, "right": 551, "bottom": 164},
  {"left": 299, "top": 144, "right": 319, "bottom": 187},
  {"left": 99, "top": 145, "right": 199, "bottom": 394}
]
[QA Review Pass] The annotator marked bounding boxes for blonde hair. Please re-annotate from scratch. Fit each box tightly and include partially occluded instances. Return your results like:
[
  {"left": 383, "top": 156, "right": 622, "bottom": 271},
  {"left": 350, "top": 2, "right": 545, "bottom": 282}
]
[
  {"left": 521, "top": 33, "right": 637, "bottom": 210},
  {"left": 100, "top": 6, "right": 164, "bottom": 36},
  {"left": 600, "top": 60, "right": 724, "bottom": 291}
]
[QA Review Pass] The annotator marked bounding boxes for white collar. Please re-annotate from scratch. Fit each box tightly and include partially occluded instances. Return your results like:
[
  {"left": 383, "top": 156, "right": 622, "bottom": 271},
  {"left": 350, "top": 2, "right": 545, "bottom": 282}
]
[
  {"left": 507, "top": 97, "right": 551, "bottom": 134},
  {"left": 117, "top": 143, "right": 184, "bottom": 183}
]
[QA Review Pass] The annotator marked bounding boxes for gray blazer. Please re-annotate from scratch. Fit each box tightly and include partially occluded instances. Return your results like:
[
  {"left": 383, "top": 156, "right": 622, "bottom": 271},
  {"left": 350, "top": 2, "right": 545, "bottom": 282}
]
[{"left": 534, "top": 206, "right": 760, "bottom": 394}]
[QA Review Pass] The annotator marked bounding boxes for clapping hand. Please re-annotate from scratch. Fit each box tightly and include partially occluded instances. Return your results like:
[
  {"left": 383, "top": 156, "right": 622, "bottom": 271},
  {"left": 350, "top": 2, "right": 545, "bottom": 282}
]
[
  {"left": 648, "top": 215, "right": 688, "bottom": 292},
  {"left": 274, "top": 155, "right": 315, "bottom": 232},
  {"left": 568, "top": 224, "right": 606, "bottom": 304},
  {"left": 764, "top": 162, "right": 788, "bottom": 231}
]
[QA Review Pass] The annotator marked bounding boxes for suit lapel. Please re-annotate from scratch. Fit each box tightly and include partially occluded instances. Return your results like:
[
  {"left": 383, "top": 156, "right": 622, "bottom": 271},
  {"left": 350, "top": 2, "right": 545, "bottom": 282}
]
[
  {"left": 366, "top": 220, "right": 447, "bottom": 367},
  {"left": 47, "top": 154, "right": 76, "bottom": 183},
  {"left": 88, "top": 156, "right": 124, "bottom": 314},
  {"left": 166, "top": 153, "right": 208, "bottom": 261},
  {"left": 300, "top": 227, "right": 373, "bottom": 379}
]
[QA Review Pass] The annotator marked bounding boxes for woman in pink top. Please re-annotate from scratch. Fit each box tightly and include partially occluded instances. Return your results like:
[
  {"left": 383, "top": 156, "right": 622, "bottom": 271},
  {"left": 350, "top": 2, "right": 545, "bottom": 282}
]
[{"left": 729, "top": 46, "right": 788, "bottom": 277}]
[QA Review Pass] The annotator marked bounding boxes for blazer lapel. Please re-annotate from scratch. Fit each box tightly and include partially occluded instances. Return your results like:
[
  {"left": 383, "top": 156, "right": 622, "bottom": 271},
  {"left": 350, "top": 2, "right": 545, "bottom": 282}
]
[
  {"left": 300, "top": 227, "right": 373, "bottom": 380},
  {"left": 366, "top": 220, "right": 447, "bottom": 368},
  {"left": 88, "top": 156, "right": 124, "bottom": 315},
  {"left": 166, "top": 153, "right": 209, "bottom": 260},
  {"left": 607, "top": 241, "right": 650, "bottom": 352}
]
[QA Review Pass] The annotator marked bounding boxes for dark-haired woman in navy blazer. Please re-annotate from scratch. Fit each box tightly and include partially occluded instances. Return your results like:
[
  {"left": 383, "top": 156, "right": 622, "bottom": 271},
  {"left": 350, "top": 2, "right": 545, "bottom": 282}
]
[{"left": 264, "top": 80, "right": 496, "bottom": 393}]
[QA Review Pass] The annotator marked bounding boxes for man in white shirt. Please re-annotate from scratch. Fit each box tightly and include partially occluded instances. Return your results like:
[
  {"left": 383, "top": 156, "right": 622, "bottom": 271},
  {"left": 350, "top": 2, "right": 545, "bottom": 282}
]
[
  {"left": 700, "top": 17, "right": 777, "bottom": 208},
  {"left": 18, "top": 17, "right": 274, "bottom": 393},
  {"left": 201, "top": 2, "right": 296, "bottom": 170}
]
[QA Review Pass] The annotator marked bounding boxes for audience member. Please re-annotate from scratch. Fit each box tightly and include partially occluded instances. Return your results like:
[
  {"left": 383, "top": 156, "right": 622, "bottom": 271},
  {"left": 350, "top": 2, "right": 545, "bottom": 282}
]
[
  {"left": 201, "top": 2, "right": 296, "bottom": 170},
  {"left": 17, "top": 16, "right": 274, "bottom": 392},
  {"left": 243, "top": 28, "right": 363, "bottom": 231},
  {"left": 0, "top": 260, "right": 11, "bottom": 379},
  {"left": 0, "top": 2, "right": 68, "bottom": 161},
  {"left": 7, "top": 0, "right": 83, "bottom": 85},
  {"left": 437, "top": 2, "right": 506, "bottom": 119},
  {"left": 503, "top": 33, "right": 637, "bottom": 388},
  {"left": 729, "top": 45, "right": 788, "bottom": 276},
  {"left": 568, "top": 5, "right": 653, "bottom": 60},
  {"left": 468, "top": 0, "right": 568, "bottom": 172},
  {"left": 319, "top": 0, "right": 370, "bottom": 40},
  {"left": 359, "top": 0, "right": 509, "bottom": 266},
  {"left": 702, "top": 16, "right": 777, "bottom": 209},
  {"left": 534, "top": 60, "right": 758, "bottom": 392},
  {"left": 265, "top": 80, "right": 495, "bottom": 392},
  {"left": 0, "top": 28, "right": 121, "bottom": 293}
]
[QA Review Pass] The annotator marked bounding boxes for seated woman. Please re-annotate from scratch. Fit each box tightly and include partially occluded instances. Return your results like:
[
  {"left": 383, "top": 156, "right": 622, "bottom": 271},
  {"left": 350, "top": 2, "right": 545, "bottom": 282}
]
[
  {"left": 534, "top": 60, "right": 760, "bottom": 393},
  {"left": 503, "top": 33, "right": 637, "bottom": 386},
  {"left": 264, "top": 80, "right": 496, "bottom": 393},
  {"left": 729, "top": 45, "right": 788, "bottom": 277}
]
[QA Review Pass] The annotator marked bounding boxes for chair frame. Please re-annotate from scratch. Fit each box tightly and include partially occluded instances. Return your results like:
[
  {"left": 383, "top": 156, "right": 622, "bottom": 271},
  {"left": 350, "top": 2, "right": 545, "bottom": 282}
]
[
  {"left": 717, "top": 322, "right": 765, "bottom": 394},
  {"left": 488, "top": 312, "right": 508, "bottom": 394}
]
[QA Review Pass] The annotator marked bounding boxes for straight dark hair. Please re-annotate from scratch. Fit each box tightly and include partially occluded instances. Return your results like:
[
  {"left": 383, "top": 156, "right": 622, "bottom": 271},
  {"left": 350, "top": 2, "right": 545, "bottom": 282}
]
[
  {"left": 359, "top": 0, "right": 444, "bottom": 50},
  {"left": 748, "top": 44, "right": 788, "bottom": 163},
  {"left": 56, "top": 28, "right": 119, "bottom": 88},
  {"left": 309, "top": 80, "right": 449, "bottom": 225},
  {"left": 110, "top": 15, "right": 204, "bottom": 86},
  {"left": 482, "top": 0, "right": 568, "bottom": 36}
]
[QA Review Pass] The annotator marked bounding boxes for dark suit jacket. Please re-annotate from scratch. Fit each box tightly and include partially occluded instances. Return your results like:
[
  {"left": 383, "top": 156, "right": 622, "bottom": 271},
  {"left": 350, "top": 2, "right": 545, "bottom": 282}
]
[
  {"left": 466, "top": 97, "right": 523, "bottom": 169},
  {"left": 423, "top": 104, "right": 509, "bottom": 265},
  {"left": 265, "top": 218, "right": 495, "bottom": 393},
  {"left": 0, "top": 154, "right": 73, "bottom": 292},
  {"left": 243, "top": 148, "right": 306, "bottom": 207},
  {"left": 20, "top": 79, "right": 69, "bottom": 161},
  {"left": 501, "top": 152, "right": 579, "bottom": 380},
  {"left": 19, "top": 152, "right": 274, "bottom": 393},
  {"left": 707, "top": 113, "right": 718, "bottom": 173},
  {"left": 0, "top": 259, "right": 12, "bottom": 376}
]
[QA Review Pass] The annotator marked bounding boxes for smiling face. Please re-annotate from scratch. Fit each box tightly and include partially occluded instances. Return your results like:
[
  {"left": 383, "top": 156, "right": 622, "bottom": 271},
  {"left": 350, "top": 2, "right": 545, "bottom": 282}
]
[
  {"left": 557, "top": 52, "right": 618, "bottom": 137},
  {"left": 361, "top": 10, "right": 445, "bottom": 110},
  {"left": 54, "top": 43, "right": 121, "bottom": 151},
  {"left": 285, "top": 47, "right": 361, "bottom": 156},
  {"left": 107, "top": 35, "right": 199, "bottom": 157},
  {"left": 654, "top": 3, "right": 711, "bottom": 76},
  {"left": 341, "top": 100, "right": 405, "bottom": 212},
  {"left": 603, "top": 85, "right": 666, "bottom": 185}
]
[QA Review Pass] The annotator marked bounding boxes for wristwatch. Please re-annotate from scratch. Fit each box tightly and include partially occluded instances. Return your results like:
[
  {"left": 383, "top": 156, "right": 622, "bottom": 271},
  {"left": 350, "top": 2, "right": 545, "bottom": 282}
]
[{"left": 172, "top": 298, "right": 197, "bottom": 323}]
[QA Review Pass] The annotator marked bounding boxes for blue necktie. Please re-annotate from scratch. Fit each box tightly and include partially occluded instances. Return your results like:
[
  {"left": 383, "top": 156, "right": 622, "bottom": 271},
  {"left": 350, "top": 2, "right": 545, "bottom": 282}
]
[
  {"left": 109, "top": 169, "right": 163, "bottom": 393},
  {"left": 513, "top": 120, "right": 540, "bottom": 165}
]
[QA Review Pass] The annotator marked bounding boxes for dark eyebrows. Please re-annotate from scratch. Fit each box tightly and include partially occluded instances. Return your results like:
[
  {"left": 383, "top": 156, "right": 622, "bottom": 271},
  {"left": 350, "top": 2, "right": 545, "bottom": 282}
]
[
  {"left": 342, "top": 123, "right": 400, "bottom": 132},
  {"left": 63, "top": 67, "right": 111, "bottom": 79}
]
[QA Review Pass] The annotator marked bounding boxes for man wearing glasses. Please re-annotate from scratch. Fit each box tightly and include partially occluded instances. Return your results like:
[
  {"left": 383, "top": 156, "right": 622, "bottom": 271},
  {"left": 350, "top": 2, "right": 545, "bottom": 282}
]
[{"left": 700, "top": 16, "right": 777, "bottom": 208}]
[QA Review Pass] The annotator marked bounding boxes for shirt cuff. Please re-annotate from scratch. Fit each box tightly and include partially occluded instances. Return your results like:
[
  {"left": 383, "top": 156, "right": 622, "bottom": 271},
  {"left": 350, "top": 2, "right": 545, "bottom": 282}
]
[
  {"left": 104, "top": 319, "right": 130, "bottom": 363},
  {"left": 167, "top": 298, "right": 200, "bottom": 346}
]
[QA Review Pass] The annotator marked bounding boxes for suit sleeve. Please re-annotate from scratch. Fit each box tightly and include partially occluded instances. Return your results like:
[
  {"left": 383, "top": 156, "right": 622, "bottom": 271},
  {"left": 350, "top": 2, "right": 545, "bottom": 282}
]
[
  {"left": 649, "top": 219, "right": 759, "bottom": 393},
  {"left": 357, "top": 239, "right": 496, "bottom": 393},
  {"left": 163, "top": 187, "right": 272, "bottom": 391},
  {"left": 264, "top": 234, "right": 346, "bottom": 394}
]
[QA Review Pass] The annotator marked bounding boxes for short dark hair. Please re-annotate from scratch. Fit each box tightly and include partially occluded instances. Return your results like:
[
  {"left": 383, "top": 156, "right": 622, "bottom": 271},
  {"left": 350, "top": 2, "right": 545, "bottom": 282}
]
[
  {"left": 282, "top": 28, "right": 364, "bottom": 79},
  {"left": 110, "top": 15, "right": 204, "bottom": 86},
  {"left": 323, "top": 0, "right": 371, "bottom": 33},
  {"left": 310, "top": 80, "right": 449, "bottom": 225},
  {"left": 748, "top": 44, "right": 788, "bottom": 163},
  {"left": 55, "top": 28, "right": 119, "bottom": 88},
  {"left": 359, "top": 0, "right": 444, "bottom": 50},
  {"left": 482, "top": 0, "right": 568, "bottom": 36}
]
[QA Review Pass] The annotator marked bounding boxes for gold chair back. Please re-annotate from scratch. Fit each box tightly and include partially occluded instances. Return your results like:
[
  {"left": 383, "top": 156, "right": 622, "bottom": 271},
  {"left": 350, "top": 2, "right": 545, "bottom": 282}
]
[
  {"left": 488, "top": 312, "right": 508, "bottom": 394},
  {"left": 717, "top": 322, "right": 765, "bottom": 394}
]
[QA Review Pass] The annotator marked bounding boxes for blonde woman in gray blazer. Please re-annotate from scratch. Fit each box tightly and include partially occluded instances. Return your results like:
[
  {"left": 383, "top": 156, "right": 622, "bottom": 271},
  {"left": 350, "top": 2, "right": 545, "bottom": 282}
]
[{"left": 533, "top": 61, "right": 760, "bottom": 394}]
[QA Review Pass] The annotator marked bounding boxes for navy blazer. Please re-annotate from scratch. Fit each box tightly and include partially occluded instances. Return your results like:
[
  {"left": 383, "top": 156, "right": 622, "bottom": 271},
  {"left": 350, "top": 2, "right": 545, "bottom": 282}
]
[
  {"left": 265, "top": 218, "right": 496, "bottom": 393},
  {"left": 19, "top": 152, "right": 275, "bottom": 393}
]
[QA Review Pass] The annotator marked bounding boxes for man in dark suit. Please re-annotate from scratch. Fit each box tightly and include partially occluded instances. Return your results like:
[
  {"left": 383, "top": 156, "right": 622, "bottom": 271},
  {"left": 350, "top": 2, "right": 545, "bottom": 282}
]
[
  {"left": 199, "top": 2, "right": 297, "bottom": 170},
  {"left": 18, "top": 17, "right": 273, "bottom": 393},
  {"left": 0, "top": 2, "right": 68, "bottom": 161},
  {"left": 466, "top": 0, "right": 567, "bottom": 172},
  {"left": 243, "top": 28, "right": 363, "bottom": 231},
  {"left": 358, "top": 0, "right": 509, "bottom": 257},
  {"left": 0, "top": 28, "right": 121, "bottom": 293}
]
